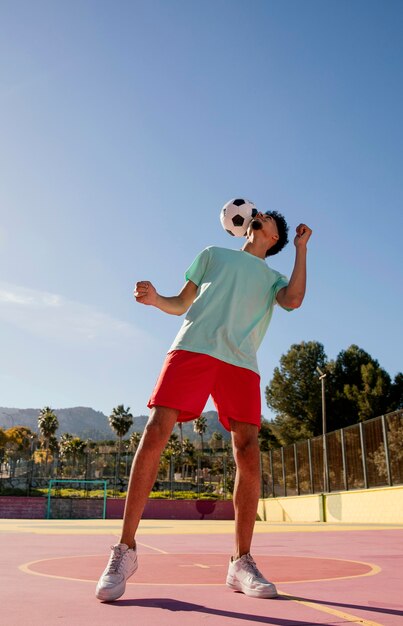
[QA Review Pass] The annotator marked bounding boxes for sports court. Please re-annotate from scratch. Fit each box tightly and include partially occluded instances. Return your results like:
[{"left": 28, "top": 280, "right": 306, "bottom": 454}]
[{"left": 2, "top": 518, "right": 403, "bottom": 626}]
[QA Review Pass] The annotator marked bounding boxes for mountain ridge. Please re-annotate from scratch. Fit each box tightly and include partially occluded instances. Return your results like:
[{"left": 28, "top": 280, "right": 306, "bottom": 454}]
[{"left": 0, "top": 406, "right": 231, "bottom": 443}]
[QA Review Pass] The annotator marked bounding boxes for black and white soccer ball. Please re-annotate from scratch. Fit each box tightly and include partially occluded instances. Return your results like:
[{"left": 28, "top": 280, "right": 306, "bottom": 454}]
[{"left": 220, "top": 198, "right": 257, "bottom": 237}]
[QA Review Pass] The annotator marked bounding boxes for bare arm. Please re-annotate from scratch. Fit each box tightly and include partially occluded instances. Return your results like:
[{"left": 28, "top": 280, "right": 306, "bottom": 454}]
[
  {"left": 276, "top": 223, "right": 312, "bottom": 310},
  {"left": 134, "top": 280, "right": 198, "bottom": 316}
]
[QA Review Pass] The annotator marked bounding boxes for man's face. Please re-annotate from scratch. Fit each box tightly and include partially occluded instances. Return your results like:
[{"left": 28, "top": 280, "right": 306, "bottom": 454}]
[{"left": 248, "top": 212, "right": 279, "bottom": 243}]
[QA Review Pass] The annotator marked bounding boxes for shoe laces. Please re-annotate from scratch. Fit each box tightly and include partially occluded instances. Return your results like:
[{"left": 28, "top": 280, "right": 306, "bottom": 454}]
[
  {"left": 107, "top": 545, "right": 127, "bottom": 574},
  {"left": 241, "top": 554, "right": 264, "bottom": 579}
]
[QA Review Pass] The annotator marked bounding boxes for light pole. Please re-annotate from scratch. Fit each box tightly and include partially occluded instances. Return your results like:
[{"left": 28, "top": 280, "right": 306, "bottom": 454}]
[
  {"left": 316, "top": 366, "right": 329, "bottom": 492},
  {"left": 28, "top": 435, "right": 36, "bottom": 496}
]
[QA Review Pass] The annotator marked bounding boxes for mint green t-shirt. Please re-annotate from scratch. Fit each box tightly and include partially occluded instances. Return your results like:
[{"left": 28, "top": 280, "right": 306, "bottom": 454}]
[{"left": 169, "top": 246, "right": 290, "bottom": 375}]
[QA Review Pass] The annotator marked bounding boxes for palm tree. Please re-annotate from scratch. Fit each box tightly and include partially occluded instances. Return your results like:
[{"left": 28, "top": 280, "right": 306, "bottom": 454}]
[
  {"left": 178, "top": 421, "right": 184, "bottom": 445},
  {"left": 211, "top": 431, "right": 223, "bottom": 452},
  {"left": 193, "top": 415, "right": 207, "bottom": 455},
  {"left": 182, "top": 436, "right": 195, "bottom": 458},
  {"left": 59, "top": 434, "right": 86, "bottom": 475},
  {"left": 181, "top": 437, "right": 196, "bottom": 479},
  {"left": 129, "top": 431, "right": 141, "bottom": 453},
  {"left": 59, "top": 433, "right": 73, "bottom": 476},
  {"left": 108, "top": 404, "right": 134, "bottom": 487},
  {"left": 59, "top": 432, "right": 73, "bottom": 446},
  {"left": 38, "top": 407, "right": 59, "bottom": 473},
  {"left": 38, "top": 407, "right": 59, "bottom": 445},
  {"left": 162, "top": 433, "right": 182, "bottom": 488},
  {"left": 109, "top": 404, "right": 134, "bottom": 450},
  {"left": 68, "top": 438, "right": 86, "bottom": 472},
  {"left": 164, "top": 433, "right": 182, "bottom": 457}
]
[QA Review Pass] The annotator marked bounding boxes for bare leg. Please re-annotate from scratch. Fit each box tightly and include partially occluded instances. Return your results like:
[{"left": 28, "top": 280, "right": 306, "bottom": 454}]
[
  {"left": 120, "top": 406, "right": 179, "bottom": 547},
  {"left": 229, "top": 419, "right": 261, "bottom": 559}
]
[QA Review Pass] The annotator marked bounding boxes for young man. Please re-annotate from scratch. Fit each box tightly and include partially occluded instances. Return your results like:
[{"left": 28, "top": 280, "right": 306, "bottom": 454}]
[{"left": 96, "top": 211, "right": 312, "bottom": 602}]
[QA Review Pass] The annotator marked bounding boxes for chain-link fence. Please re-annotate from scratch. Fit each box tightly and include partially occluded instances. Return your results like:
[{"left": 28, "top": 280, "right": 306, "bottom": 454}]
[
  {"left": 0, "top": 446, "right": 236, "bottom": 499},
  {"left": 260, "top": 410, "right": 403, "bottom": 497},
  {"left": 1, "top": 410, "right": 402, "bottom": 498}
]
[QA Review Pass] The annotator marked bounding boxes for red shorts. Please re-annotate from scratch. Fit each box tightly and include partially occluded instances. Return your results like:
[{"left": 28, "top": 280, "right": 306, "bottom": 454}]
[{"left": 148, "top": 350, "right": 261, "bottom": 431}]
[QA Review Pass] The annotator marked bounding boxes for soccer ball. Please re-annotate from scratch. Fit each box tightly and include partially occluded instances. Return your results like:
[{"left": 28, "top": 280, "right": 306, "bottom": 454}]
[{"left": 220, "top": 198, "right": 257, "bottom": 237}]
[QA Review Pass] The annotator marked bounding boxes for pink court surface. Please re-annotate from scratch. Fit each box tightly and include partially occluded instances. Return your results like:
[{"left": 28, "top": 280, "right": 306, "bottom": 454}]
[{"left": 2, "top": 518, "right": 403, "bottom": 626}]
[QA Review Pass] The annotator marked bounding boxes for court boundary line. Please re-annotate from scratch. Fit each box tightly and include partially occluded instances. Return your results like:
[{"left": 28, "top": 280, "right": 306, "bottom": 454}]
[
  {"left": 18, "top": 552, "right": 381, "bottom": 586},
  {"left": 16, "top": 547, "right": 385, "bottom": 626},
  {"left": 16, "top": 560, "right": 385, "bottom": 626},
  {"left": 279, "top": 592, "right": 384, "bottom": 626}
]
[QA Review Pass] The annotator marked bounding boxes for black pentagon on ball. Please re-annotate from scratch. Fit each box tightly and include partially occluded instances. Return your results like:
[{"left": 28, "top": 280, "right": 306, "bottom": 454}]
[
  {"left": 232, "top": 214, "right": 245, "bottom": 227},
  {"left": 233, "top": 198, "right": 246, "bottom": 206},
  {"left": 226, "top": 229, "right": 235, "bottom": 236}
]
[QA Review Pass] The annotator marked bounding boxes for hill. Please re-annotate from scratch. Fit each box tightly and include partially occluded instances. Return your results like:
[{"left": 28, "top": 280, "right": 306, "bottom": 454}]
[
  {"left": 0, "top": 406, "right": 118, "bottom": 441},
  {"left": 0, "top": 407, "right": 231, "bottom": 444}
]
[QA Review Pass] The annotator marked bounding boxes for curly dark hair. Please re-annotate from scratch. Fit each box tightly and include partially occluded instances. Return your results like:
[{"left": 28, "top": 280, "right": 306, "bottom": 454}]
[{"left": 264, "top": 210, "right": 289, "bottom": 257}]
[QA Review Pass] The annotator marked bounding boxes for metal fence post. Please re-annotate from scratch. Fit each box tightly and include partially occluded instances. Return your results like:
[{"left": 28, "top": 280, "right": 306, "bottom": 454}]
[
  {"left": 281, "top": 447, "right": 287, "bottom": 497},
  {"left": 381, "top": 415, "right": 392, "bottom": 486},
  {"left": 359, "top": 422, "right": 369, "bottom": 489},
  {"left": 260, "top": 453, "right": 265, "bottom": 499},
  {"left": 85, "top": 451, "right": 90, "bottom": 481},
  {"left": 197, "top": 455, "right": 201, "bottom": 496},
  {"left": 307, "top": 438, "right": 314, "bottom": 493},
  {"left": 294, "top": 443, "right": 300, "bottom": 495},
  {"left": 340, "top": 428, "right": 348, "bottom": 491},
  {"left": 113, "top": 452, "right": 117, "bottom": 496},
  {"left": 323, "top": 433, "right": 330, "bottom": 492},
  {"left": 169, "top": 457, "right": 174, "bottom": 498},
  {"left": 269, "top": 449, "right": 275, "bottom": 497}
]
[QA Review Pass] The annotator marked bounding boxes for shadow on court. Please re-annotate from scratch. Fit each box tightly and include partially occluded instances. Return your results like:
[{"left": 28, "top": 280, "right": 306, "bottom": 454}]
[{"left": 113, "top": 598, "right": 330, "bottom": 626}]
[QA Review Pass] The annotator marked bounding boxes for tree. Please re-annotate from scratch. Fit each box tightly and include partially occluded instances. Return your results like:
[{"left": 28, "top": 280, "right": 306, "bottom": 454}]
[
  {"left": 330, "top": 345, "right": 393, "bottom": 424},
  {"left": 369, "top": 413, "right": 403, "bottom": 484},
  {"left": 265, "top": 341, "right": 327, "bottom": 444},
  {"left": 258, "top": 419, "right": 281, "bottom": 451},
  {"left": 161, "top": 433, "right": 182, "bottom": 481},
  {"left": 0, "top": 428, "right": 7, "bottom": 472},
  {"left": 0, "top": 428, "right": 7, "bottom": 449},
  {"left": 177, "top": 421, "right": 184, "bottom": 445},
  {"left": 48, "top": 435, "right": 60, "bottom": 454},
  {"left": 129, "top": 432, "right": 141, "bottom": 453},
  {"left": 388, "top": 373, "right": 403, "bottom": 412},
  {"left": 181, "top": 437, "right": 195, "bottom": 457},
  {"left": 59, "top": 433, "right": 73, "bottom": 450},
  {"left": 108, "top": 404, "right": 134, "bottom": 461},
  {"left": 4, "top": 426, "right": 36, "bottom": 477},
  {"left": 181, "top": 437, "right": 196, "bottom": 479},
  {"left": 265, "top": 341, "right": 403, "bottom": 444},
  {"left": 193, "top": 415, "right": 207, "bottom": 454},
  {"left": 210, "top": 431, "right": 223, "bottom": 452},
  {"left": 109, "top": 405, "right": 133, "bottom": 490},
  {"left": 38, "top": 407, "right": 59, "bottom": 445},
  {"left": 163, "top": 433, "right": 182, "bottom": 459},
  {"left": 59, "top": 433, "right": 86, "bottom": 475},
  {"left": 37, "top": 407, "right": 59, "bottom": 472},
  {"left": 343, "top": 361, "right": 391, "bottom": 422}
]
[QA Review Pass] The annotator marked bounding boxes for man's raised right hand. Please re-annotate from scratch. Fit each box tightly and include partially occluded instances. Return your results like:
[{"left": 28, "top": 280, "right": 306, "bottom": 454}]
[{"left": 134, "top": 281, "right": 158, "bottom": 306}]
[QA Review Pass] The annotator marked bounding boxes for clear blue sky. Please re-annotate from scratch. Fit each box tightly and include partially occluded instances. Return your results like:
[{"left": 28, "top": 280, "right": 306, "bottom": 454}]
[{"left": 1, "top": 0, "right": 402, "bottom": 420}]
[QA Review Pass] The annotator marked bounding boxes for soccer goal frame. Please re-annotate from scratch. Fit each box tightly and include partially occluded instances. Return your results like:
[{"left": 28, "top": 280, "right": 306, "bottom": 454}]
[{"left": 46, "top": 479, "right": 108, "bottom": 520}]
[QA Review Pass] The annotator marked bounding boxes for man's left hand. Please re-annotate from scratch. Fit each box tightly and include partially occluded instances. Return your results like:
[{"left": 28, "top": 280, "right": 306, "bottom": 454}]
[{"left": 294, "top": 224, "right": 312, "bottom": 248}]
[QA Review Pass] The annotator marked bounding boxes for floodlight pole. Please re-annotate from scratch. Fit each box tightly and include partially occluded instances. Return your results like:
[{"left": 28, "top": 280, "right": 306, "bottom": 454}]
[{"left": 316, "top": 366, "right": 329, "bottom": 493}]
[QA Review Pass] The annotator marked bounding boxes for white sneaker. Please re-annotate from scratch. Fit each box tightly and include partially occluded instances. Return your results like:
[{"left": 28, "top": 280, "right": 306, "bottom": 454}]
[
  {"left": 226, "top": 553, "right": 278, "bottom": 599},
  {"left": 95, "top": 543, "right": 138, "bottom": 602}
]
